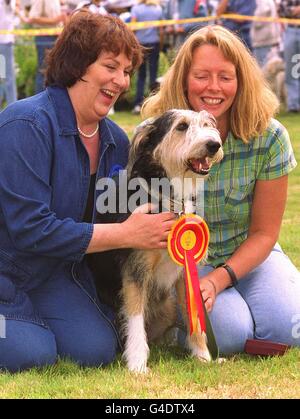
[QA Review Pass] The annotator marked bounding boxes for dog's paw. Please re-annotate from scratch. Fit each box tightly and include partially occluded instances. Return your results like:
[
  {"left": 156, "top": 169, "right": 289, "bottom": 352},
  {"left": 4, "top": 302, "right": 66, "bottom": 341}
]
[
  {"left": 125, "top": 345, "right": 150, "bottom": 374},
  {"left": 187, "top": 333, "right": 212, "bottom": 362},
  {"left": 193, "top": 347, "right": 212, "bottom": 363},
  {"left": 128, "top": 360, "right": 149, "bottom": 374}
]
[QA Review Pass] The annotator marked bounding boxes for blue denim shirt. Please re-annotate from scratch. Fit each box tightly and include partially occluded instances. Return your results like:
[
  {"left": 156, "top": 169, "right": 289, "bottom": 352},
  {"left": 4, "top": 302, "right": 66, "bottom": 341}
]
[
  {"left": 222, "top": 0, "right": 256, "bottom": 32},
  {"left": 0, "top": 86, "right": 129, "bottom": 292}
]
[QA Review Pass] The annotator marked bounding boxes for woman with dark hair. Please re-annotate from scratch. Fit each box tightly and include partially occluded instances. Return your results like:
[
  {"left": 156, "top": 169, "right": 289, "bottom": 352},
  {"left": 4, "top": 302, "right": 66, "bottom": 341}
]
[{"left": 0, "top": 12, "right": 175, "bottom": 372}]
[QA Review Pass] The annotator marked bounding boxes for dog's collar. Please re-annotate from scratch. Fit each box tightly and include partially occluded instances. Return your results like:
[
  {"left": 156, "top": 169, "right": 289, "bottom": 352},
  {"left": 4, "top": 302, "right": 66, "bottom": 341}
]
[{"left": 137, "top": 179, "right": 196, "bottom": 215}]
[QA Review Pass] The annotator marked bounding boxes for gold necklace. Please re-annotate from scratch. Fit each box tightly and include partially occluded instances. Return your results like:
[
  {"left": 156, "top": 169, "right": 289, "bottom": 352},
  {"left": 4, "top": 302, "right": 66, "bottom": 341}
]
[{"left": 77, "top": 124, "right": 99, "bottom": 138}]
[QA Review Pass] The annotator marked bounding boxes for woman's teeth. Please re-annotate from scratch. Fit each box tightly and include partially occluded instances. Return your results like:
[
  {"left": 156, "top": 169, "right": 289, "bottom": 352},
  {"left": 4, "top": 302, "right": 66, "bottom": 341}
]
[
  {"left": 102, "top": 89, "right": 115, "bottom": 98},
  {"left": 202, "top": 98, "right": 222, "bottom": 105}
]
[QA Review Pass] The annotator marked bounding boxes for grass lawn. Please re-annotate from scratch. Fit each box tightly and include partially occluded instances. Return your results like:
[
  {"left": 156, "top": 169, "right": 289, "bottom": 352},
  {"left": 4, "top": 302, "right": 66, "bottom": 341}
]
[{"left": 0, "top": 111, "right": 299, "bottom": 399}]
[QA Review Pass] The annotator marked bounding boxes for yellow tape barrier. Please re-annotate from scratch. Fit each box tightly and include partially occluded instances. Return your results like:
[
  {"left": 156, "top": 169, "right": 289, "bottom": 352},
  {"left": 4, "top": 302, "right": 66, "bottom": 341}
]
[{"left": 1, "top": 14, "right": 300, "bottom": 36}]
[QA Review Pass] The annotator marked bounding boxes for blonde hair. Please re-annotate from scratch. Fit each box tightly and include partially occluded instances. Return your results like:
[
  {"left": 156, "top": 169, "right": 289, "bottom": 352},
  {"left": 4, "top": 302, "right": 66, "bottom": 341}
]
[{"left": 142, "top": 25, "right": 279, "bottom": 142}]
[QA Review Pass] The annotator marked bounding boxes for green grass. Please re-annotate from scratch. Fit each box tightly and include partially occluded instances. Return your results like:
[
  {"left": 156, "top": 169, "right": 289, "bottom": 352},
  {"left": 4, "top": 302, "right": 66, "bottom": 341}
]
[
  {"left": 1, "top": 349, "right": 300, "bottom": 399},
  {"left": 276, "top": 113, "right": 300, "bottom": 268},
  {"left": 0, "top": 111, "right": 299, "bottom": 399}
]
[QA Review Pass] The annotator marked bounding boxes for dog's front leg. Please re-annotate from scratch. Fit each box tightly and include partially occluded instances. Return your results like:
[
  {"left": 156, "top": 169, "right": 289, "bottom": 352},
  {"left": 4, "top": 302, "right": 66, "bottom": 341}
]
[
  {"left": 122, "top": 280, "right": 149, "bottom": 373},
  {"left": 176, "top": 276, "right": 211, "bottom": 362}
]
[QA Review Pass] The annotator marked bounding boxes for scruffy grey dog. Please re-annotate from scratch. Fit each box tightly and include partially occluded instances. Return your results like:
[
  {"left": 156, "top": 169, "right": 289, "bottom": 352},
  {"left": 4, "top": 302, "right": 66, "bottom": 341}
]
[
  {"left": 91, "top": 109, "right": 223, "bottom": 373},
  {"left": 263, "top": 51, "right": 287, "bottom": 109}
]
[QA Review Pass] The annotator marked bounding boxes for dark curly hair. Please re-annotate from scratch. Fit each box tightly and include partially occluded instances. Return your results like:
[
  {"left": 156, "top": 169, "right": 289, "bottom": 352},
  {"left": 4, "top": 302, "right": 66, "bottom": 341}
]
[{"left": 45, "top": 11, "right": 144, "bottom": 88}]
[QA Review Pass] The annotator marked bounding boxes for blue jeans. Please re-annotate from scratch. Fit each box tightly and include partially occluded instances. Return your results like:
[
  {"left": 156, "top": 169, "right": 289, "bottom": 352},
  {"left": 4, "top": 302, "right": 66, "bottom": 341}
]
[
  {"left": 0, "top": 42, "right": 17, "bottom": 107},
  {"left": 253, "top": 46, "right": 273, "bottom": 68},
  {"left": 199, "top": 244, "right": 300, "bottom": 355},
  {"left": 134, "top": 43, "right": 160, "bottom": 107},
  {"left": 34, "top": 36, "right": 57, "bottom": 94},
  {"left": 283, "top": 26, "right": 300, "bottom": 111},
  {"left": 0, "top": 265, "right": 119, "bottom": 372}
]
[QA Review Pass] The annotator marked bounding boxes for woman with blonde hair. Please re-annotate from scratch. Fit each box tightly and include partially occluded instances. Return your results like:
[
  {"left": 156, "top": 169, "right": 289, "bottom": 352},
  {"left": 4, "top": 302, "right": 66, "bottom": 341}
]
[{"left": 143, "top": 25, "right": 300, "bottom": 355}]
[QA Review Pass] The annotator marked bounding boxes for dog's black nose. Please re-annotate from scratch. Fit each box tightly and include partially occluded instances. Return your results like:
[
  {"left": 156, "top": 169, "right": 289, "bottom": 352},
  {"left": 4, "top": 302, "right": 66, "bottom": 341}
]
[{"left": 206, "top": 140, "right": 221, "bottom": 155}]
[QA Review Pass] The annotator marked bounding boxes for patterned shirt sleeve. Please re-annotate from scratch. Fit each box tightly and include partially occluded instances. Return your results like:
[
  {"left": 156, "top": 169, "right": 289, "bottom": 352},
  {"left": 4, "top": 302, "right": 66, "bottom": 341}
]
[{"left": 257, "top": 123, "right": 297, "bottom": 180}]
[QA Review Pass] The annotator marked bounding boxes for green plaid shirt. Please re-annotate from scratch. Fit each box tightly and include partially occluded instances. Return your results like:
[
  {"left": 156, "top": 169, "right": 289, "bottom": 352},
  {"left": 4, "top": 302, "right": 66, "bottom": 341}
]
[{"left": 203, "top": 118, "right": 297, "bottom": 267}]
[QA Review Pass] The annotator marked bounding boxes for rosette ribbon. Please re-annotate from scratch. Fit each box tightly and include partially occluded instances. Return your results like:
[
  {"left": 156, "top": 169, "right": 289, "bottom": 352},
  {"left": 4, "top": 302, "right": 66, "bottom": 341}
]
[{"left": 168, "top": 214, "right": 219, "bottom": 359}]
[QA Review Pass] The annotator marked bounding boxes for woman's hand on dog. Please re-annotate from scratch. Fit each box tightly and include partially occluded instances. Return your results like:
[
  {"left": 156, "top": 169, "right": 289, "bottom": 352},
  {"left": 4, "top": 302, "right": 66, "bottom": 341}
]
[
  {"left": 87, "top": 205, "right": 176, "bottom": 253},
  {"left": 122, "top": 209, "right": 176, "bottom": 250}
]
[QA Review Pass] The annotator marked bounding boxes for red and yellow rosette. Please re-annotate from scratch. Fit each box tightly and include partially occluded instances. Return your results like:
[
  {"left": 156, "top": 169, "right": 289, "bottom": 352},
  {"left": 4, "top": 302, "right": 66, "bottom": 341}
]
[{"left": 168, "top": 214, "right": 209, "bottom": 336}]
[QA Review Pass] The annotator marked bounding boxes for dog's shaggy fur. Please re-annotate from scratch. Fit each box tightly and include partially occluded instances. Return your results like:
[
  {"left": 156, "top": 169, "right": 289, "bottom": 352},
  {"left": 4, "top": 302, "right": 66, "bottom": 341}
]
[{"left": 89, "top": 109, "right": 223, "bottom": 373}]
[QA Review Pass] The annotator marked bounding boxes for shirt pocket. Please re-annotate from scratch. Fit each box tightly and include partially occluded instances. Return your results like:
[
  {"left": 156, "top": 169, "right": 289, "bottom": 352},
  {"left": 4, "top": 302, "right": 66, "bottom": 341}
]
[{"left": 224, "top": 181, "right": 255, "bottom": 224}]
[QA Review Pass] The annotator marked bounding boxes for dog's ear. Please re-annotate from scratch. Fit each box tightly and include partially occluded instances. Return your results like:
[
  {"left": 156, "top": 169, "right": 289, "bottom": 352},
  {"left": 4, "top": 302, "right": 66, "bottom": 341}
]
[
  {"left": 130, "top": 111, "right": 176, "bottom": 156},
  {"left": 131, "top": 118, "right": 156, "bottom": 154},
  {"left": 127, "top": 118, "right": 157, "bottom": 176},
  {"left": 127, "top": 111, "right": 176, "bottom": 178}
]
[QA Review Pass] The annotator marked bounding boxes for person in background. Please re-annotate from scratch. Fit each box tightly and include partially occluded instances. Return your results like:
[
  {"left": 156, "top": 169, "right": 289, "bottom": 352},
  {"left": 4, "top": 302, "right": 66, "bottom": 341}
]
[
  {"left": 105, "top": 0, "right": 135, "bottom": 22},
  {"left": 0, "top": 12, "right": 175, "bottom": 372},
  {"left": 0, "top": 0, "right": 20, "bottom": 108},
  {"left": 76, "top": 0, "right": 108, "bottom": 15},
  {"left": 131, "top": 0, "right": 163, "bottom": 115},
  {"left": 216, "top": 0, "right": 256, "bottom": 51},
  {"left": 278, "top": 0, "right": 300, "bottom": 113},
  {"left": 165, "top": 0, "right": 210, "bottom": 50},
  {"left": 142, "top": 25, "right": 300, "bottom": 355},
  {"left": 27, "top": 0, "right": 66, "bottom": 94},
  {"left": 251, "top": 0, "right": 281, "bottom": 67}
]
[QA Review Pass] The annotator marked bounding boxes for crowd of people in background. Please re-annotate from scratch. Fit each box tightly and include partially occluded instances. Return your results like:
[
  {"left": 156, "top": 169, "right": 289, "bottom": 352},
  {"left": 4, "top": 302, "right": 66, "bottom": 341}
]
[{"left": 0, "top": 0, "right": 300, "bottom": 113}]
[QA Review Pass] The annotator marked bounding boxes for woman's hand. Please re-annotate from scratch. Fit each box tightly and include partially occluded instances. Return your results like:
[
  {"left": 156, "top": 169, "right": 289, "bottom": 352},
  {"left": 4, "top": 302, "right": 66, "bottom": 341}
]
[
  {"left": 121, "top": 210, "right": 176, "bottom": 250},
  {"left": 87, "top": 205, "right": 176, "bottom": 254},
  {"left": 200, "top": 275, "right": 218, "bottom": 313}
]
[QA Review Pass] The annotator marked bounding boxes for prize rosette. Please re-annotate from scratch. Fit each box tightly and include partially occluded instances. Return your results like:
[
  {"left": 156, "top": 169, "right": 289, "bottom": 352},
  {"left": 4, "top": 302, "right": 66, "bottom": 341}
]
[{"left": 168, "top": 214, "right": 209, "bottom": 336}]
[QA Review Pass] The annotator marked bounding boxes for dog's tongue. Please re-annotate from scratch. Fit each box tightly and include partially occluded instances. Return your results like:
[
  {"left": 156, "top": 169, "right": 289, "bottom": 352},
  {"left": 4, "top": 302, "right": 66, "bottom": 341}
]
[{"left": 190, "top": 157, "right": 210, "bottom": 172}]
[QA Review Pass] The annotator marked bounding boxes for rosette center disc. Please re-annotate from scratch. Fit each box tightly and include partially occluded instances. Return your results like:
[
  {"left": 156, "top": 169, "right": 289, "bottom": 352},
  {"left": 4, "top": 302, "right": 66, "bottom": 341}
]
[{"left": 180, "top": 230, "right": 196, "bottom": 251}]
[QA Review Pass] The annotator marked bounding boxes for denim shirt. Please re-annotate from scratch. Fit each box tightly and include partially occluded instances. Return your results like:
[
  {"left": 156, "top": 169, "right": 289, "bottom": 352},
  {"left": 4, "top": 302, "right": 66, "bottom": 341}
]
[{"left": 0, "top": 86, "right": 129, "bottom": 292}]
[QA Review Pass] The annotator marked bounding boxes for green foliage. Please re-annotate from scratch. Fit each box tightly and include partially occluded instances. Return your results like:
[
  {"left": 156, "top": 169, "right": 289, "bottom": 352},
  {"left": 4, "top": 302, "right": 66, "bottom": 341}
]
[{"left": 14, "top": 38, "right": 37, "bottom": 99}]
